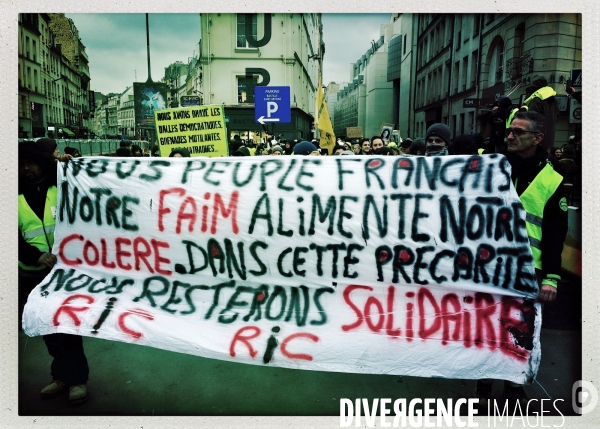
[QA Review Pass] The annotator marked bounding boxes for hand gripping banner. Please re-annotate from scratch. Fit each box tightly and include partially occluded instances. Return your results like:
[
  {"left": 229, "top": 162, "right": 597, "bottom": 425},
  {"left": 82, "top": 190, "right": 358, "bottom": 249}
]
[{"left": 23, "top": 154, "right": 542, "bottom": 384}]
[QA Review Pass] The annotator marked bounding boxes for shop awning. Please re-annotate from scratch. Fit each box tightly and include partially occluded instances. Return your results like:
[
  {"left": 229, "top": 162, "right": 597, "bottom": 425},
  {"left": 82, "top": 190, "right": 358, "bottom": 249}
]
[{"left": 59, "top": 127, "right": 75, "bottom": 136}]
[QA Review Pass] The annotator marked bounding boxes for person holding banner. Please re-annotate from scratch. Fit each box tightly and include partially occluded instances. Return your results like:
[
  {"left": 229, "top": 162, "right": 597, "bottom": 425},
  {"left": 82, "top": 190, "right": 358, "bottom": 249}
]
[
  {"left": 18, "top": 141, "right": 89, "bottom": 405},
  {"left": 476, "top": 110, "right": 568, "bottom": 407}
]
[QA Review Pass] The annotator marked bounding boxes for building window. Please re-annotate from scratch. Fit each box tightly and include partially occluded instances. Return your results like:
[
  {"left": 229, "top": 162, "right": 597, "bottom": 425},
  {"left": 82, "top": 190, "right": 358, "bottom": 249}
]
[
  {"left": 236, "top": 14, "right": 257, "bottom": 49},
  {"left": 453, "top": 61, "right": 459, "bottom": 94},
  {"left": 238, "top": 75, "right": 258, "bottom": 103},
  {"left": 462, "top": 56, "right": 468, "bottom": 91},
  {"left": 470, "top": 50, "right": 478, "bottom": 88}
]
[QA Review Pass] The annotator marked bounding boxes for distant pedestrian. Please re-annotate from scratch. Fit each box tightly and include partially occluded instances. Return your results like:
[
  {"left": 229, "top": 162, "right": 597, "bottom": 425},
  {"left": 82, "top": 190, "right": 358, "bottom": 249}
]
[
  {"left": 233, "top": 146, "right": 251, "bottom": 157},
  {"left": 115, "top": 147, "right": 132, "bottom": 157},
  {"left": 269, "top": 146, "right": 284, "bottom": 156},
  {"left": 370, "top": 136, "right": 384, "bottom": 152},
  {"left": 131, "top": 145, "right": 143, "bottom": 157},
  {"left": 399, "top": 138, "right": 412, "bottom": 155},
  {"left": 360, "top": 138, "right": 371, "bottom": 155},
  {"left": 293, "top": 141, "right": 320, "bottom": 156},
  {"left": 169, "top": 148, "right": 191, "bottom": 157},
  {"left": 408, "top": 138, "right": 427, "bottom": 156},
  {"left": 120, "top": 140, "right": 133, "bottom": 150},
  {"left": 333, "top": 144, "right": 346, "bottom": 155}
]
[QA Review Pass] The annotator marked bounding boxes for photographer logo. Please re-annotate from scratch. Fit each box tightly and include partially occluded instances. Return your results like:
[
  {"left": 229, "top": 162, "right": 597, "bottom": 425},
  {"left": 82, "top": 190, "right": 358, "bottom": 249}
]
[{"left": 572, "top": 380, "right": 598, "bottom": 414}]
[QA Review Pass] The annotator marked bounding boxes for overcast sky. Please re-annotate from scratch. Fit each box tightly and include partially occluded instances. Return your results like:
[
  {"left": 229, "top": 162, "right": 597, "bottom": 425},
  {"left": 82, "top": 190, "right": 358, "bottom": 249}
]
[{"left": 65, "top": 13, "right": 390, "bottom": 95}]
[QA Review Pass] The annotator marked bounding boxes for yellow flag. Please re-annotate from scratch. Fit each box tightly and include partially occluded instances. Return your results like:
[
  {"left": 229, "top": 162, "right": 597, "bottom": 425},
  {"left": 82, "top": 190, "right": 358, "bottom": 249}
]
[{"left": 316, "top": 79, "right": 336, "bottom": 154}]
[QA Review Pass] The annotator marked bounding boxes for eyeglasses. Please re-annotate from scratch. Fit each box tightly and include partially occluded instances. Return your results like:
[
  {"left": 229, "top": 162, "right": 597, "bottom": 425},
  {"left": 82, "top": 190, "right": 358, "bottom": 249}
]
[{"left": 506, "top": 128, "right": 537, "bottom": 137}]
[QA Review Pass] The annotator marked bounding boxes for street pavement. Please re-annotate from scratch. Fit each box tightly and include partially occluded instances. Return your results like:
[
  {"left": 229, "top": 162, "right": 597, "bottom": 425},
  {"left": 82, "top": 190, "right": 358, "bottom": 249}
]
[{"left": 17, "top": 277, "right": 581, "bottom": 418}]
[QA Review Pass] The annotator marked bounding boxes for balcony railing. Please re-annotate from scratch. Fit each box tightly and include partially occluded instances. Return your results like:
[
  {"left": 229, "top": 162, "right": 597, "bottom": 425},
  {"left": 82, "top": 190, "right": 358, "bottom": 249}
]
[{"left": 505, "top": 49, "right": 534, "bottom": 80}]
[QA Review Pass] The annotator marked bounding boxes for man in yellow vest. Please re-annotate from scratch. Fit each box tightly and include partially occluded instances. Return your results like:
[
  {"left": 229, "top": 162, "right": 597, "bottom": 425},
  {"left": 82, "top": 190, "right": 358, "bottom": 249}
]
[
  {"left": 522, "top": 76, "right": 559, "bottom": 151},
  {"left": 19, "top": 141, "right": 89, "bottom": 405},
  {"left": 476, "top": 110, "right": 568, "bottom": 408}
]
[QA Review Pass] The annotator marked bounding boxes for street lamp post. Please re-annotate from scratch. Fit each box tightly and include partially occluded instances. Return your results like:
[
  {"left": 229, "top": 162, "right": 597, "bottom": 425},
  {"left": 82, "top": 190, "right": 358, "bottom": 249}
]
[{"left": 170, "top": 77, "right": 179, "bottom": 108}]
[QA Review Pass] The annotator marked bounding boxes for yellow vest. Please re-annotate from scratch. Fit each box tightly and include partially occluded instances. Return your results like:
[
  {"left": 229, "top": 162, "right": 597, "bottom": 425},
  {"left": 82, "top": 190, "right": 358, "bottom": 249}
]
[
  {"left": 18, "top": 186, "right": 57, "bottom": 270},
  {"left": 506, "top": 108, "right": 520, "bottom": 129},
  {"left": 524, "top": 86, "right": 557, "bottom": 105},
  {"left": 518, "top": 163, "right": 563, "bottom": 270}
]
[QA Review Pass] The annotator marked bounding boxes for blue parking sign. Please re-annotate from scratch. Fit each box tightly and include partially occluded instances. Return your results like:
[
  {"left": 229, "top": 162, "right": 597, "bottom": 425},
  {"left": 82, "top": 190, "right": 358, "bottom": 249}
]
[{"left": 255, "top": 86, "right": 291, "bottom": 124}]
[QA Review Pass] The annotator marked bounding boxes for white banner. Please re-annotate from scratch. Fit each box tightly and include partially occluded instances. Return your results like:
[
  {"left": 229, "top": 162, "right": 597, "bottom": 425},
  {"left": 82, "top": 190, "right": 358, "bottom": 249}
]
[{"left": 23, "top": 155, "right": 541, "bottom": 384}]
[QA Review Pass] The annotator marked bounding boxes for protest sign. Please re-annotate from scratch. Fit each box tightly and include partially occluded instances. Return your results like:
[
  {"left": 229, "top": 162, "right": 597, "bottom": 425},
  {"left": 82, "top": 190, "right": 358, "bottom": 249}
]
[
  {"left": 154, "top": 105, "right": 229, "bottom": 157},
  {"left": 346, "top": 127, "right": 363, "bottom": 139},
  {"left": 23, "top": 155, "right": 541, "bottom": 384}
]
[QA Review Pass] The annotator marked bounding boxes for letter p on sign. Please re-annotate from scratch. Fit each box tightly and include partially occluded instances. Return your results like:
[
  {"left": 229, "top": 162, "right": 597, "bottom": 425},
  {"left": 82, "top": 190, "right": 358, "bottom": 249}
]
[{"left": 267, "top": 101, "right": 278, "bottom": 117}]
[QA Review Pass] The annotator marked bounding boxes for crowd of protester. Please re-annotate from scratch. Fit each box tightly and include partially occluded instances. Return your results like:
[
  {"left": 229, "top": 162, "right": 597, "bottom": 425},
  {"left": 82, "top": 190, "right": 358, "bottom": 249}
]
[{"left": 17, "top": 79, "right": 582, "bottom": 407}]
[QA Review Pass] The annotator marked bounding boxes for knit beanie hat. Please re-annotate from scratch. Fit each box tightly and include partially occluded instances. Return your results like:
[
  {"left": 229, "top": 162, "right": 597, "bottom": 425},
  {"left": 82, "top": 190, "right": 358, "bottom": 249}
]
[
  {"left": 293, "top": 141, "right": 318, "bottom": 155},
  {"left": 425, "top": 123, "right": 451, "bottom": 146},
  {"left": 36, "top": 138, "right": 58, "bottom": 157},
  {"left": 233, "top": 147, "right": 251, "bottom": 156},
  {"left": 400, "top": 138, "right": 412, "bottom": 149},
  {"left": 64, "top": 147, "right": 81, "bottom": 156},
  {"left": 497, "top": 95, "right": 512, "bottom": 109}
]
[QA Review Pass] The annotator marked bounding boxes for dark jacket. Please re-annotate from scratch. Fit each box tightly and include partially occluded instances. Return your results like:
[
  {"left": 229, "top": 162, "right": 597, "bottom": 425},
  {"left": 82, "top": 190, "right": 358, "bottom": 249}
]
[
  {"left": 558, "top": 158, "right": 578, "bottom": 185},
  {"left": 506, "top": 147, "right": 568, "bottom": 280},
  {"left": 525, "top": 88, "right": 559, "bottom": 150}
]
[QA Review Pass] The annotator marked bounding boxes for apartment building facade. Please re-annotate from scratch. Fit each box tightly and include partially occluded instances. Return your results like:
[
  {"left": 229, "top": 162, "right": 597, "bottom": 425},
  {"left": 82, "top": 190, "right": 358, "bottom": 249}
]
[
  {"left": 197, "top": 13, "right": 323, "bottom": 142},
  {"left": 333, "top": 29, "right": 396, "bottom": 139},
  {"left": 409, "top": 13, "right": 581, "bottom": 142},
  {"left": 18, "top": 13, "right": 92, "bottom": 139}
]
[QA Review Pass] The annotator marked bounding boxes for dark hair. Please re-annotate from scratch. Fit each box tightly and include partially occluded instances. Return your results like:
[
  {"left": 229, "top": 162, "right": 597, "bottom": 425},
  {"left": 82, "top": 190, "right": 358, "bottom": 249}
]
[
  {"left": 449, "top": 134, "right": 478, "bottom": 155},
  {"left": 512, "top": 111, "right": 546, "bottom": 135},
  {"left": 131, "top": 145, "right": 142, "bottom": 153},
  {"left": 170, "top": 147, "right": 191, "bottom": 157},
  {"left": 333, "top": 144, "right": 346, "bottom": 153},
  {"left": 370, "top": 135, "right": 384, "bottom": 144},
  {"left": 374, "top": 147, "right": 393, "bottom": 156},
  {"left": 562, "top": 145, "right": 575, "bottom": 158},
  {"left": 409, "top": 138, "right": 427, "bottom": 156},
  {"left": 115, "top": 147, "right": 132, "bottom": 157},
  {"left": 471, "top": 133, "right": 485, "bottom": 149}
]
